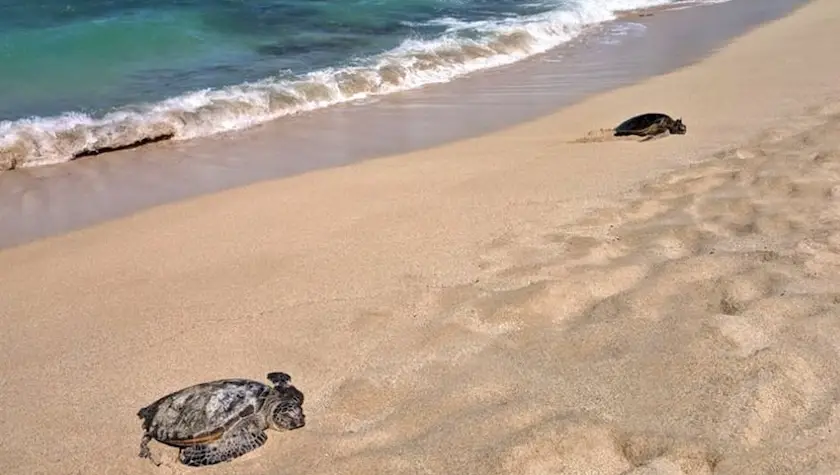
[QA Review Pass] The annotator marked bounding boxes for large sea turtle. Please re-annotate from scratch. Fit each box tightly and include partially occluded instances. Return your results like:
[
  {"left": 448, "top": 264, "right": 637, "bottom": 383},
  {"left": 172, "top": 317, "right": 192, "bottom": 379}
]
[
  {"left": 137, "top": 372, "right": 305, "bottom": 467},
  {"left": 613, "top": 113, "right": 686, "bottom": 140}
]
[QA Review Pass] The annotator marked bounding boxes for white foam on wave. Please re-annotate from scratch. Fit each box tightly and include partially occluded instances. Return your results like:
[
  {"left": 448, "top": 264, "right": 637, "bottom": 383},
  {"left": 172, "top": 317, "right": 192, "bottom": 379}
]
[
  {"left": 599, "top": 21, "right": 647, "bottom": 44},
  {"left": 666, "top": 0, "right": 734, "bottom": 11},
  {"left": 0, "top": 0, "right": 675, "bottom": 171}
]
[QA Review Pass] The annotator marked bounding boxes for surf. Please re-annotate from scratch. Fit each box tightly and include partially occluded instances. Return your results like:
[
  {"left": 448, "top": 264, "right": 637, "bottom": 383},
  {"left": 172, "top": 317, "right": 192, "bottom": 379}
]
[{"left": 0, "top": 0, "right": 712, "bottom": 171}]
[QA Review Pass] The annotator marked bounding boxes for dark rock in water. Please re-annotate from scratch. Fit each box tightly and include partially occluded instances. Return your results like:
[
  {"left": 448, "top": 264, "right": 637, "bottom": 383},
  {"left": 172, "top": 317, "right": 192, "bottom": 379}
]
[
  {"left": 614, "top": 113, "right": 686, "bottom": 139},
  {"left": 72, "top": 133, "right": 174, "bottom": 160}
]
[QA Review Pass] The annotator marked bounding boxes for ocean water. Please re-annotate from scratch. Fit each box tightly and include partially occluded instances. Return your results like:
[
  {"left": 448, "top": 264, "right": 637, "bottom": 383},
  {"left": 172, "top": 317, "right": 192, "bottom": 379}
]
[{"left": 0, "top": 0, "right": 713, "bottom": 169}]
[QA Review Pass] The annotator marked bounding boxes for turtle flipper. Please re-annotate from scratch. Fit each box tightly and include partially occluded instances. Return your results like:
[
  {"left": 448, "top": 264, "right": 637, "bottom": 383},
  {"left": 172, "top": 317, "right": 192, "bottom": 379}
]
[
  {"left": 178, "top": 422, "right": 268, "bottom": 467},
  {"left": 640, "top": 131, "right": 669, "bottom": 142},
  {"left": 138, "top": 434, "right": 162, "bottom": 466}
]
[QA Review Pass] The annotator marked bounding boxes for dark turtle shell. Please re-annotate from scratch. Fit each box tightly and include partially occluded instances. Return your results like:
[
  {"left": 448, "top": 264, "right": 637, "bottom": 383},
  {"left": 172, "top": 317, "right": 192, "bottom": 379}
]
[
  {"left": 614, "top": 113, "right": 685, "bottom": 137},
  {"left": 138, "top": 379, "right": 273, "bottom": 447}
]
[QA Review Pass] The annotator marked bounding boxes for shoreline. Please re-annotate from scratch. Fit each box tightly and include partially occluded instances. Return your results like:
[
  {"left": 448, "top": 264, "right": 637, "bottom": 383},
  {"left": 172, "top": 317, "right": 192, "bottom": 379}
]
[
  {"left": 2, "top": 0, "right": 840, "bottom": 473},
  {"left": 0, "top": 0, "right": 690, "bottom": 171},
  {"left": 0, "top": 0, "right": 808, "bottom": 250}
]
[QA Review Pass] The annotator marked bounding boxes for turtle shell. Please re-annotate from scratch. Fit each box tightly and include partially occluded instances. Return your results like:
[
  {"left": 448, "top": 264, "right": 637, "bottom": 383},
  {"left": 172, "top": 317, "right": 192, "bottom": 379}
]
[
  {"left": 614, "top": 113, "right": 673, "bottom": 136},
  {"left": 138, "top": 379, "right": 273, "bottom": 447}
]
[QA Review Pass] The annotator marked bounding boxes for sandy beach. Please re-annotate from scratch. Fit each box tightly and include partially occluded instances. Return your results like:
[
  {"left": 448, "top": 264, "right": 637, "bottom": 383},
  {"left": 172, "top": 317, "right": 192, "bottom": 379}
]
[{"left": 2, "top": 0, "right": 840, "bottom": 473}]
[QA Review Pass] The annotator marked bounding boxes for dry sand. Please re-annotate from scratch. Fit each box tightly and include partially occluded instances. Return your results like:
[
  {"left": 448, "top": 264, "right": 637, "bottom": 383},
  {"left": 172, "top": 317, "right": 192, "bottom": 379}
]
[{"left": 2, "top": 0, "right": 840, "bottom": 474}]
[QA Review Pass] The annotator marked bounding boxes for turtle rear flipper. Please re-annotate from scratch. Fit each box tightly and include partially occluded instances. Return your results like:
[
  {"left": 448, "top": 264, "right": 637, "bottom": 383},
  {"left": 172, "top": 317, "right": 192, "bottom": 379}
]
[{"left": 179, "top": 421, "right": 268, "bottom": 466}]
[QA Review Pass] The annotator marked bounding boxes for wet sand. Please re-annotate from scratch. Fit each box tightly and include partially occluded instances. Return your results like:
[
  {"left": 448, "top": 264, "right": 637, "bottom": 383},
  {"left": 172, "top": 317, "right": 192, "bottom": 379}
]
[
  {"left": 2, "top": 0, "right": 840, "bottom": 474},
  {"left": 0, "top": 0, "right": 808, "bottom": 250}
]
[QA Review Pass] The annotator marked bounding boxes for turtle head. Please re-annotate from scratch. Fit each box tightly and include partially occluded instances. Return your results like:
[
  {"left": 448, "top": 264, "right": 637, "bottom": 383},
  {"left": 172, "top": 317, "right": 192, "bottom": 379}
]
[
  {"left": 266, "top": 373, "right": 306, "bottom": 431},
  {"left": 670, "top": 118, "right": 687, "bottom": 135}
]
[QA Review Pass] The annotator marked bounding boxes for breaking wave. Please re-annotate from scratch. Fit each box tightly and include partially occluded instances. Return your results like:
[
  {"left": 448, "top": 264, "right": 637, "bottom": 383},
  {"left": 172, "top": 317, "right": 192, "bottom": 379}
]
[{"left": 0, "top": 0, "right": 675, "bottom": 171}]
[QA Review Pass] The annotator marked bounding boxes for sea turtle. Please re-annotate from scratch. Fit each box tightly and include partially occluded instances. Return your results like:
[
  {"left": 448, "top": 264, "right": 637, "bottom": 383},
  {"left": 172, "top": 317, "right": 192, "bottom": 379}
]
[
  {"left": 613, "top": 113, "right": 686, "bottom": 140},
  {"left": 137, "top": 372, "right": 305, "bottom": 467}
]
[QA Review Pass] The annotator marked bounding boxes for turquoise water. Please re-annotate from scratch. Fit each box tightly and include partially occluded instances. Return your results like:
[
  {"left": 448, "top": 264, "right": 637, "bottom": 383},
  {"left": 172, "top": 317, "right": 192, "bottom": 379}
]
[
  {"left": 0, "top": 0, "right": 690, "bottom": 168},
  {"left": 0, "top": 0, "right": 568, "bottom": 119}
]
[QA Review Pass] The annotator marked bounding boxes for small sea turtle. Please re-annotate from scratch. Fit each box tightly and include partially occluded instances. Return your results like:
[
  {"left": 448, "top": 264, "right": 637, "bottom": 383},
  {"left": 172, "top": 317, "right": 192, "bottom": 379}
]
[
  {"left": 137, "top": 372, "right": 305, "bottom": 467},
  {"left": 614, "top": 113, "right": 686, "bottom": 140}
]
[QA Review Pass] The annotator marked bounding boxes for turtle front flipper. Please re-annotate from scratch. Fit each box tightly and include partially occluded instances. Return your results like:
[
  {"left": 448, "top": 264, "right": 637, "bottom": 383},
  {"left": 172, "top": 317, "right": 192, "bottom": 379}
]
[
  {"left": 139, "top": 434, "right": 163, "bottom": 466},
  {"left": 179, "top": 421, "right": 268, "bottom": 466},
  {"left": 639, "top": 129, "right": 670, "bottom": 142}
]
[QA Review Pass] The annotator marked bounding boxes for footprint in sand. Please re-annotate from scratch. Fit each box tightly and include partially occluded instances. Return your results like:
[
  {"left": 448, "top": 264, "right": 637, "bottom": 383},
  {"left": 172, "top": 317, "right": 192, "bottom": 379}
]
[
  {"left": 719, "top": 353, "right": 826, "bottom": 448},
  {"left": 501, "top": 421, "right": 632, "bottom": 474},
  {"left": 620, "top": 432, "right": 720, "bottom": 475},
  {"left": 712, "top": 314, "right": 771, "bottom": 358},
  {"left": 322, "top": 377, "right": 399, "bottom": 434}
]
